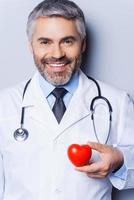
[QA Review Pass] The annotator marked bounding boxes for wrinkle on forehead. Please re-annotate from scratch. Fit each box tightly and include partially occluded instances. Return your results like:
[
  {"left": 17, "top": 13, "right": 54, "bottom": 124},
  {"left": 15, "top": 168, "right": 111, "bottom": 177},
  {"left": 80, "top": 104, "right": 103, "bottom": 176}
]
[{"left": 31, "top": 16, "right": 82, "bottom": 41}]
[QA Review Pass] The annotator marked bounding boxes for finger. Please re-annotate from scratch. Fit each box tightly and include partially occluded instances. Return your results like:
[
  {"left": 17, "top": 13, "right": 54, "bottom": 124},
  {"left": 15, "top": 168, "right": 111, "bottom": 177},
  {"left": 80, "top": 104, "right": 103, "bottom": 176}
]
[
  {"left": 86, "top": 167, "right": 110, "bottom": 178},
  {"left": 75, "top": 162, "right": 102, "bottom": 173},
  {"left": 86, "top": 173, "right": 106, "bottom": 179},
  {"left": 87, "top": 142, "right": 107, "bottom": 153}
]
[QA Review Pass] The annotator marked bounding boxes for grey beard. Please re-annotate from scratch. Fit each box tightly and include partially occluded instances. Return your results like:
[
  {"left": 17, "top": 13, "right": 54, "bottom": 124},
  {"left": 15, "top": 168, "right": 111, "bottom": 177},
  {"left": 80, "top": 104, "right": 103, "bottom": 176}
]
[{"left": 34, "top": 55, "right": 82, "bottom": 86}]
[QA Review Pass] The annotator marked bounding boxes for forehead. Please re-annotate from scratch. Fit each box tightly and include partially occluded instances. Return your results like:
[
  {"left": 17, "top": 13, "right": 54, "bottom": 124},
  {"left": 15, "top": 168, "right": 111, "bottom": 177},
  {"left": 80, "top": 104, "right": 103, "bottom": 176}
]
[{"left": 32, "top": 16, "right": 80, "bottom": 39}]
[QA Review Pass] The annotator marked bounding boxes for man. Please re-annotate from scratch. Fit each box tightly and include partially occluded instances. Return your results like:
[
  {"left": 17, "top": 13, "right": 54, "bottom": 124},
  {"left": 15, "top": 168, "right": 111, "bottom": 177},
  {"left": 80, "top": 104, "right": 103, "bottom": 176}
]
[{"left": 0, "top": 0, "right": 134, "bottom": 199}]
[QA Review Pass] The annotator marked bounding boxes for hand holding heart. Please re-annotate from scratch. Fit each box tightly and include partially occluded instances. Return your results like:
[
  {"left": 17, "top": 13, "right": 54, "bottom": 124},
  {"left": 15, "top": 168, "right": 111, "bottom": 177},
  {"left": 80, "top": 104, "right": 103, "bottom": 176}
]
[{"left": 68, "top": 142, "right": 124, "bottom": 179}]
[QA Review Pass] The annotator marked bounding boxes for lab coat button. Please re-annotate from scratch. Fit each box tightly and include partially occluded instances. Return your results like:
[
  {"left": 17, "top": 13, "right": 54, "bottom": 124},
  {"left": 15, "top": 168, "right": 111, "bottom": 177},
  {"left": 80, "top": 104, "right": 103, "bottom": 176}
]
[{"left": 55, "top": 188, "right": 62, "bottom": 194}]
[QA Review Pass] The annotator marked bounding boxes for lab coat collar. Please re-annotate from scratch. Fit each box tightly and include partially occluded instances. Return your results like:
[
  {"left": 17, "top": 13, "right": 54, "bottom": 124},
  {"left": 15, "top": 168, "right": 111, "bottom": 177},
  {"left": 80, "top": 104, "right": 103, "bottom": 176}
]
[
  {"left": 56, "top": 70, "right": 95, "bottom": 137},
  {"left": 22, "top": 70, "right": 96, "bottom": 139},
  {"left": 22, "top": 72, "right": 45, "bottom": 107},
  {"left": 22, "top": 72, "right": 63, "bottom": 132}
]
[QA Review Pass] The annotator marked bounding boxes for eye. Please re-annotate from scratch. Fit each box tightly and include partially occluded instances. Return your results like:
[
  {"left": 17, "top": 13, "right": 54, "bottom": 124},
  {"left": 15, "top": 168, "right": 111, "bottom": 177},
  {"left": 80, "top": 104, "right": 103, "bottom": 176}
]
[
  {"left": 64, "top": 39, "right": 74, "bottom": 45},
  {"left": 40, "top": 39, "right": 51, "bottom": 45},
  {"left": 40, "top": 40, "right": 48, "bottom": 45}
]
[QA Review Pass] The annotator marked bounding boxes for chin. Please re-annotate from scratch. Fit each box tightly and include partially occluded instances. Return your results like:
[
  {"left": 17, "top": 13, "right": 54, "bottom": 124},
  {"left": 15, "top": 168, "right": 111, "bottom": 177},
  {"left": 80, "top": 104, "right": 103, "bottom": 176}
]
[
  {"left": 42, "top": 69, "right": 74, "bottom": 86},
  {"left": 46, "top": 76, "right": 71, "bottom": 86},
  {"left": 45, "top": 73, "right": 71, "bottom": 86}
]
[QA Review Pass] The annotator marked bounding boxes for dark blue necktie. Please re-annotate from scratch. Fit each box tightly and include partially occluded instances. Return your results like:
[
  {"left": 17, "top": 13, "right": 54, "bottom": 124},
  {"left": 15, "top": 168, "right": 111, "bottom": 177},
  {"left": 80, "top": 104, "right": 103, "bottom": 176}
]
[{"left": 52, "top": 88, "right": 67, "bottom": 123}]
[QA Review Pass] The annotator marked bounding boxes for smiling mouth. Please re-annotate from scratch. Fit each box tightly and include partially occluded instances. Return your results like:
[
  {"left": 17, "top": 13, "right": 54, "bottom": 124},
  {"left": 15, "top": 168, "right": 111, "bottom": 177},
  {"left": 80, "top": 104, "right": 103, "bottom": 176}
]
[
  {"left": 46, "top": 62, "right": 71, "bottom": 72},
  {"left": 48, "top": 63, "right": 66, "bottom": 67}
]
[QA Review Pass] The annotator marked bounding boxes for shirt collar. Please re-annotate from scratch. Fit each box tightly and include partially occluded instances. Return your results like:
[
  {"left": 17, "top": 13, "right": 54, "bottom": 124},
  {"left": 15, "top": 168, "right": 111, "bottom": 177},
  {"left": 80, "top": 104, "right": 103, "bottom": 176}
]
[{"left": 38, "top": 70, "right": 79, "bottom": 98}]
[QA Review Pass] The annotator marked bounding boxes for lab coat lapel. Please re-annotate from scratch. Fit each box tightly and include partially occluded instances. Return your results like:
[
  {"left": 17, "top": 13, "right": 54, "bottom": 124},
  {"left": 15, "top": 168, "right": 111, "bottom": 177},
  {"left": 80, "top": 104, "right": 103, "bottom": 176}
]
[
  {"left": 22, "top": 71, "right": 97, "bottom": 140},
  {"left": 55, "top": 71, "right": 96, "bottom": 138},
  {"left": 22, "top": 73, "right": 59, "bottom": 133}
]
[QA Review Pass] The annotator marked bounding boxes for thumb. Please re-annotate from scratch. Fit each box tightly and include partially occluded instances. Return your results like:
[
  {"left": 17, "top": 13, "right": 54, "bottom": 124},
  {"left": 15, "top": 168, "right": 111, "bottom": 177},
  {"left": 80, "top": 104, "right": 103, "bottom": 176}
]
[{"left": 87, "top": 142, "right": 107, "bottom": 153}]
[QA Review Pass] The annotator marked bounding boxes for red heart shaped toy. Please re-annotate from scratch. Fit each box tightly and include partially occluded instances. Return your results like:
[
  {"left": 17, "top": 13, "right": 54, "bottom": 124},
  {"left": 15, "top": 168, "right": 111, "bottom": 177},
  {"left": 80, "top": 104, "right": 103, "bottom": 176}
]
[{"left": 67, "top": 144, "right": 92, "bottom": 167}]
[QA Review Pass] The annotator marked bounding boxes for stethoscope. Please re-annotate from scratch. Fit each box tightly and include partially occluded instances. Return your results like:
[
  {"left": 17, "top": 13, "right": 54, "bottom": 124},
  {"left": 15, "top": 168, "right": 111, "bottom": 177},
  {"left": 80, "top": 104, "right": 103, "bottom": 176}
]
[
  {"left": 14, "top": 79, "right": 31, "bottom": 142},
  {"left": 14, "top": 76, "right": 113, "bottom": 143}
]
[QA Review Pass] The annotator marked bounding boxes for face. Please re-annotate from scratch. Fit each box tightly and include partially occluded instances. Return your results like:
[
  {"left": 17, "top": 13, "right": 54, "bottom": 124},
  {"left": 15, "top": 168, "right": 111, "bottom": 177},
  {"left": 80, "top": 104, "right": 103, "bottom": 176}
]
[{"left": 29, "top": 17, "right": 86, "bottom": 86}]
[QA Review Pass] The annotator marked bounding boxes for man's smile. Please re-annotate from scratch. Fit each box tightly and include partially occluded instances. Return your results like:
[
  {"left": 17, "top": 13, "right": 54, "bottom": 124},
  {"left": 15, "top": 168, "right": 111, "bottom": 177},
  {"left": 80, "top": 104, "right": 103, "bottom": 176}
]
[{"left": 46, "top": 62, "right": 69, "bottom": 72}]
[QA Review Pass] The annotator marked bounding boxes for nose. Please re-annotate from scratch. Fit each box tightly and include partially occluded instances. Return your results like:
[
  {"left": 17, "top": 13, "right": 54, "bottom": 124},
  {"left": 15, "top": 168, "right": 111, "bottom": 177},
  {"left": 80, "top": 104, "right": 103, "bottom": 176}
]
[{"left": 51, "top": 44, "right": 65, "bottom": 59}]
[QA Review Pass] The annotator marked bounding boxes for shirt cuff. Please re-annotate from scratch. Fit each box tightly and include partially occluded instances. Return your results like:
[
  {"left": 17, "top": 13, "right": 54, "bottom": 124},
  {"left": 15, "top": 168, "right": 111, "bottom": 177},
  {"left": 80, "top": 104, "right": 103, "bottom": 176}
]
[{"left": 109, "top": 164, "right": 127, "bottom": 189}]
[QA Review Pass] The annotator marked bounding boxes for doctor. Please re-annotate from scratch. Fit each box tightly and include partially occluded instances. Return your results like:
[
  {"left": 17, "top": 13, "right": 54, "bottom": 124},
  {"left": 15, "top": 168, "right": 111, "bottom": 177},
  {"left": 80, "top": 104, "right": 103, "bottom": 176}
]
[{"left": 0, "top": 0, "right": 134, "bottom": 199}]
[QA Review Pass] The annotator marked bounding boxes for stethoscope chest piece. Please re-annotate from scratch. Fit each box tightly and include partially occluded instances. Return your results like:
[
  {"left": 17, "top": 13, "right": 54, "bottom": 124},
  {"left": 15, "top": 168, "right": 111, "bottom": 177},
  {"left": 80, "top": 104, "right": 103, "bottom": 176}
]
[{"left": 14, "top": 128, "right": 29, "bottom": 142}]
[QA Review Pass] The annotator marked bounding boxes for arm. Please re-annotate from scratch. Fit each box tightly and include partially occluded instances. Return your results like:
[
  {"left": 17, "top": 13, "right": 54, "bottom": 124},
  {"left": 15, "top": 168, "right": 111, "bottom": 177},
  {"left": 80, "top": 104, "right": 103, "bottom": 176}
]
[
  {"left": 0, "top": 151, "right": 4, "bottom": 199},
  {"left": 75, "top": 93, "right": 134, "bottom": 189},
  {"left": 109, "top": 93, "right": 134, "bottom": 189}
]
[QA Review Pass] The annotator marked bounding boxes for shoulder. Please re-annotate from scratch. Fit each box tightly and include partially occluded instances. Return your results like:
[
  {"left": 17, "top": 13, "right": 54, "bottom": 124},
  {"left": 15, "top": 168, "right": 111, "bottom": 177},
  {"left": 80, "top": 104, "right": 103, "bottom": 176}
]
[
  {"left": 91, "top": 79, "right": 134, "bottom": 116},
  {"left": 79, "top": 71, "right": 131, "bottom": 107},
  {"left": 97, "top": 79, "right": 126, "bottom": 97},
  {"left": 0, "top": 81, "right": 27, "bottom": 119},
  {"left": 96, "top": 79, "right": 132, "bottom": 105},
  {"left": 80, "top": 71, "right": 128, "bottom": 98},
  {"left": 0, "top": 81, "right": 26, "bottom": 102}
]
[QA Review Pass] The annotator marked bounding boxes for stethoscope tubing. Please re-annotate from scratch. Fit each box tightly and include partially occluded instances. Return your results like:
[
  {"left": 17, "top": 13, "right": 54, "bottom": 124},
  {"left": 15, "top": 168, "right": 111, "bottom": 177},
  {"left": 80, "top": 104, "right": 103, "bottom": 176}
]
[
  {"left": 14, "top": 76, "right": 113, "bottom": 143},
  {"left": 20, "top": 79, "right": 31, "bottom": 126}
]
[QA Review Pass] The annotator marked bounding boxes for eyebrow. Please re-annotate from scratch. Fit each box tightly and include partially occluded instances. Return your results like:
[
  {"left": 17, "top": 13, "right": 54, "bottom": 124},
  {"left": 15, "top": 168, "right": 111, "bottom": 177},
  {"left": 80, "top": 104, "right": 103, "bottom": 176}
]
[
  {"left": 61, "top": 36, "right": 77, "bottom": 42},
  {"left": 37, "top": 36, "right": 77, "bottom": 42},
  {"left": 37, "top": 37, "right": 51, "bottom": 41}
]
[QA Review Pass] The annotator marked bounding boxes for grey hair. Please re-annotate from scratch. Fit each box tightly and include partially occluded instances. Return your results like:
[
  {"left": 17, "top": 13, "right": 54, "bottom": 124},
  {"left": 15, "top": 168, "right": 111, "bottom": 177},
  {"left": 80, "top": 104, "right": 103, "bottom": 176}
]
[{"left": 27, "top": 0, "right": 86, "bottom": 41}]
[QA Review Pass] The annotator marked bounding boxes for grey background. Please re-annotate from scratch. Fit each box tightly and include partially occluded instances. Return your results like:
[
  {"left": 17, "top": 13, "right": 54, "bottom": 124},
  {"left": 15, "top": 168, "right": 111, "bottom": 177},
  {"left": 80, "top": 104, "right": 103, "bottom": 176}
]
[{"left": 0, "top": 0, "right": 134, "bottom": 199}]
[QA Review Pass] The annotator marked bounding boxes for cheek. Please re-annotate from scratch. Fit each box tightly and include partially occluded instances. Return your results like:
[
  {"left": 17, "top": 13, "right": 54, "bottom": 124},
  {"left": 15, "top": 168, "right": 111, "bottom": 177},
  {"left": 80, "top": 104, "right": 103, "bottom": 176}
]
[
  {"left": 66, "top": 46, "right": 82, "bottom": 59},
  {"left": 33, "top": 49, "right": 47, "bottom": 61},
  {"left": 66, "top": 51, "right": 81, "bottom": 60},
  {"left": 32, "top": 43, "right": 47, "bottom": 58}
]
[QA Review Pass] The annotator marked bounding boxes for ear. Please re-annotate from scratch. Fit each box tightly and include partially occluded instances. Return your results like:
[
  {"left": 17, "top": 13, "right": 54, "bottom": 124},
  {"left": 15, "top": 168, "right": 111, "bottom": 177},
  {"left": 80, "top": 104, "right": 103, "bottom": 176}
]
[{"left": 81, "top": 38, "right": 86, "bottom": 53}]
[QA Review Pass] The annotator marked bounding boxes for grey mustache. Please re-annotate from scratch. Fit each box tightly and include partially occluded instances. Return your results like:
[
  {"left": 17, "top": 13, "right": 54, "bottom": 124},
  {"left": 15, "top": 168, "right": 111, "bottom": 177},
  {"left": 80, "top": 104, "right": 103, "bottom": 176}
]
[{"left": 41, "top": 57, "right": 72, "bottom": 64}]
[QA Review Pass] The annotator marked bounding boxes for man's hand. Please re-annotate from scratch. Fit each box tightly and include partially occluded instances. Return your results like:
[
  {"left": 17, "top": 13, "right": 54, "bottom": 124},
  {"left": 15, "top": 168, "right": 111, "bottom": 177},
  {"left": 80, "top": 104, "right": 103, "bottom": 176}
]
[{"left": 75, "top": 142, "right": 124, "bottom": 179}]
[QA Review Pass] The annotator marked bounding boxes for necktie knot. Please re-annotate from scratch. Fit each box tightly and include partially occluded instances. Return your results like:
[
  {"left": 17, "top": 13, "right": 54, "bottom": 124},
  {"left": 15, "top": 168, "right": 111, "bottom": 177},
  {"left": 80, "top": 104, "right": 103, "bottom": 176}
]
[{"left": 52, "top": 88, "right": 67, "bottom": 99}]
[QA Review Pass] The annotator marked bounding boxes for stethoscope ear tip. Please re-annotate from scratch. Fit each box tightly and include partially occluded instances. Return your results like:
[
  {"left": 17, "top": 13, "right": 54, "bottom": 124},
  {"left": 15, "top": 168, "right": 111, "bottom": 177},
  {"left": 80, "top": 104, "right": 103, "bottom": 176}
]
[{"left": 14, "top": 128, "right": 29, "bottom": 142}]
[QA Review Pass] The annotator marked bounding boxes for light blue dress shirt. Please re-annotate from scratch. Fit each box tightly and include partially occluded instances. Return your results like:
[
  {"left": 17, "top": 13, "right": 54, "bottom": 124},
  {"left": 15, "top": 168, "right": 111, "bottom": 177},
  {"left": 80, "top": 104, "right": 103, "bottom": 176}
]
[{"left": 38, "top": 70, "right": 79, "bottom": 109}]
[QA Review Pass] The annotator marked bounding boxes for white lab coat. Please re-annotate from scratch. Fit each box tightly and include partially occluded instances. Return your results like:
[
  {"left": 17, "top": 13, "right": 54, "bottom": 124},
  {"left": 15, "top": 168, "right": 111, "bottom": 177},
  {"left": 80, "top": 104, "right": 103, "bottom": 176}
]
[{"left": 0, "top": 70, "right": 134, "bottom": 200}]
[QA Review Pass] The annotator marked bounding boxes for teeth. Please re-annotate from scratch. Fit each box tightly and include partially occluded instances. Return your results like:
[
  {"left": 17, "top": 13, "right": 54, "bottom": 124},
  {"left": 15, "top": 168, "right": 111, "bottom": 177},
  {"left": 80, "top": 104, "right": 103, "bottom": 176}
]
[{"left": 49, "top": 63, "right": 65, "bottom": 67}]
